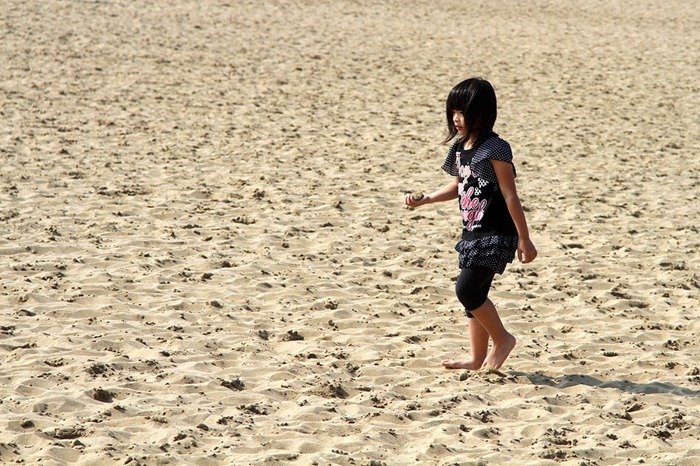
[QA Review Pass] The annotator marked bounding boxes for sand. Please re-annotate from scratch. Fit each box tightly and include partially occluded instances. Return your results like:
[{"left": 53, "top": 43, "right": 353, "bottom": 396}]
[{"left": 1, "top": 0, "right": 699, "bottom": 465}]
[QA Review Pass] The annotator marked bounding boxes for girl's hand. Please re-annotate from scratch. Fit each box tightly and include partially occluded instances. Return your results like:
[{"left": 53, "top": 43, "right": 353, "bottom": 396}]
[
  {"left": 404, "top": 192, "right": 427, "bottom": 208},
  {"left": 518, "top": 237, "right": 537, "bottom": 264}
]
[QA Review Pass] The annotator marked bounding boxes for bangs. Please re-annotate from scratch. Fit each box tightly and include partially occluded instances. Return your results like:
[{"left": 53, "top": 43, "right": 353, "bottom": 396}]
[{"left": 446, "top": 86, "right": 470, "bottom": 113}]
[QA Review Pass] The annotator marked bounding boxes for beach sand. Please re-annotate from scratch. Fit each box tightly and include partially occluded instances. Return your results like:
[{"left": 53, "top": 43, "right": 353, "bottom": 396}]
[{"left": 1, "top": 1, "right": 699, "bottom": 464}]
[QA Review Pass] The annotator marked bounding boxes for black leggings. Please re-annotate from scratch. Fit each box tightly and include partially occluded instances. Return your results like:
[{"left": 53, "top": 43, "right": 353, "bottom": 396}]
[{"left": 456, "top": 265, "right": 495, "bottom": 317}]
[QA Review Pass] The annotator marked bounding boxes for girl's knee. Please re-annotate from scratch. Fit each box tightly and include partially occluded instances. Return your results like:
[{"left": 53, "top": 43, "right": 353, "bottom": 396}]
[
  {"left": 457, "top": 289, "right": 487, "bottom": 312},
  {"left": 456, "top": 266, "right": 495, "bottom": 312}
]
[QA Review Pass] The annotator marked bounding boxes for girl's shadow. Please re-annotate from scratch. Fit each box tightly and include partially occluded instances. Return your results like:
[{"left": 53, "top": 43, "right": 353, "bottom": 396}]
[{"left": 508, "top": 371, "right": 700, "bottom": 397}]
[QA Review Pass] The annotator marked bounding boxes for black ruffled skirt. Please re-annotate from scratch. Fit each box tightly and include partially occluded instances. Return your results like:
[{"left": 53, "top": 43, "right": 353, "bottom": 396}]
[{"left": 455, "top": 235, "right": 518, "bottom": 274}]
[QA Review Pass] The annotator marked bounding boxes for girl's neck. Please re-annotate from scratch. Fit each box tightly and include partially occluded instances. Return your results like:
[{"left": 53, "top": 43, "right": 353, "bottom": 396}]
[
  {"left": 462, "top": 131, "right": 495, "bottom": 149},
  {"left": 462, "top": 136, "right": 477, "bottom": 150}
]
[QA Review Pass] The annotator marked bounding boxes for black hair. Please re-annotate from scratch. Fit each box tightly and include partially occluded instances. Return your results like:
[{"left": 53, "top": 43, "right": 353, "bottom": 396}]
[{"left": 444, "top": 77, "right": 497, "bottom": 144}]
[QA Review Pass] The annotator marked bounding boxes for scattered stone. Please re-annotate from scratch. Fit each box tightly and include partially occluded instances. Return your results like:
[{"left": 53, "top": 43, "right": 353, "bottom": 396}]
[
  {"left": 85, "top": 363, "right": 109, "bottom": 376},
  {"left": 239, "top": 404, "right": 268, "bottom": 415},
  {"left": 282, "top": 330, "right": 304, "bottom": 341},
  {"left": 92, "top": 388, "right": 114, "bottom": 403},
  {"left": 20, "top": 419, "right": 34, "bottom": 429},
  {"left": 404, "top": 335, "right": 422, "bottom": 344},
  {"left": 540, "top": 449, "right": 566, "bottom": 460},
  {"left": 221, "top": 378, "right": 245, "bottom": 391},
  {"left": 233, "top": 216, "right": 255, "bottom": 225},
  {"left": 48, "top": 426, "right": 85, "bottom": 439},
  {"left": 324, "top": 300, "right": 338, "bottom": 310}
]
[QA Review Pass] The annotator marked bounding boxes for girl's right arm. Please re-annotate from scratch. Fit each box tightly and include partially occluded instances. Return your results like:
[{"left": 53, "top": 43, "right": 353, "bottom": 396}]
[{"left": 404, "top": 177, "right": 459, "bottom": 208}]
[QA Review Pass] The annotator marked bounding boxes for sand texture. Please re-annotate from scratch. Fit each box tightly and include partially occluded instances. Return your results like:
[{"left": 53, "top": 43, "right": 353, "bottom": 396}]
[{"left": 1, "top": 0, "right": 700, "bottom": 465}]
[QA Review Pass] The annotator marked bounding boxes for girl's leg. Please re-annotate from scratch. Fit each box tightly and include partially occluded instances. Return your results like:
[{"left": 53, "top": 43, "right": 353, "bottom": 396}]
[
  {"left": 442, "top": 317, "right": 489, "bottom": 369},
  {"left": 443, "top": 266, "right": 495, "bottom": 370},
  {"left": 470, "top": 298, "right": 516, "bottom": 369}
]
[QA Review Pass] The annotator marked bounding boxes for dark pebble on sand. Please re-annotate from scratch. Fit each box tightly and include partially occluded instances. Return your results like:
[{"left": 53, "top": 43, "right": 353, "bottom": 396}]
[
  {"left": 282, "top": 330, "right": 304, "bottom": 341},
  {"left": 221, "top": 378, "right": 245, "bottom": 391},
  {"left": 92, "top": 388, "right": 114, "bottom": 403},
  {"left": 20, "top": 419, "right": 34, "bottom": 428}
]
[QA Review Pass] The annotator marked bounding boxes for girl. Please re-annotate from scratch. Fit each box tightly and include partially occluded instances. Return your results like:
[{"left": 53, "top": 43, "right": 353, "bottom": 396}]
[{"left": 405, "top": 78, "right": 537, "bottom": 370}]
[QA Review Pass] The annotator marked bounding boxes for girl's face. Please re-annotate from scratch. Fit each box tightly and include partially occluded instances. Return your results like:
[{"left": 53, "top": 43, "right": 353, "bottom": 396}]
[{"left": 452, "top": 110, "right": 467, "bottom": 137}]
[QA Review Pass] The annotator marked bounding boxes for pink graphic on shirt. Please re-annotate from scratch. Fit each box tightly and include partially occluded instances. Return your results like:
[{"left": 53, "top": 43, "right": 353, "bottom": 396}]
[
  {"left": 456, "top": 152, "right": 472, "bottom": 179},
  {"left": 461, "top": 186, "right": 487, "bottom": 231},
  {"left": 459, "top": 164, "right": 471, "bottom": 179}
]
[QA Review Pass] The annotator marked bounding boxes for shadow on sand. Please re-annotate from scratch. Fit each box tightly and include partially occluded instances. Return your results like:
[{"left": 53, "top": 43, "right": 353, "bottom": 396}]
[{"left": 507, "top": 371, "right": 700, "bottom": 397}]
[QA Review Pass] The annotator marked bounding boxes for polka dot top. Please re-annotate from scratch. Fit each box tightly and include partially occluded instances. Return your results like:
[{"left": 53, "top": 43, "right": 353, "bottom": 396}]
[
  {"left": 441, "top": 133, "right": 519, "bottom": 274},
  {"left": 441, "top": 134, "right": 516, "bottom": 183}
]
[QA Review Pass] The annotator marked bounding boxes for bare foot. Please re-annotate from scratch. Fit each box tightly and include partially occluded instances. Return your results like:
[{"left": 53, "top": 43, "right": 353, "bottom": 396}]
[
  {"left": 442, "top": 359, "right": 483, "bottom": 370},
  {"left": 481, "top": 334, "right": 516, "bottom": 369}
]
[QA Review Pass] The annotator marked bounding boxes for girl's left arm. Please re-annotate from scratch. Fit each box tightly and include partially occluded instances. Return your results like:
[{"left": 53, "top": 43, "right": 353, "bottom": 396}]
[{"left": 491, "top": 160, "right": 538, "bottom": 264}]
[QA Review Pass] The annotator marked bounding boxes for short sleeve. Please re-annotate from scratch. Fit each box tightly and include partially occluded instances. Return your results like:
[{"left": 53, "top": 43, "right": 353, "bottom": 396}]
[
  {"left": 480, "top": 138, "right": 513, "bottom": 164},
  {"left": 441, "top": 140, "right": 460, "bottom": 176},
  {"left": 471, "top": 137, "right": 515, "bottom": 183}
]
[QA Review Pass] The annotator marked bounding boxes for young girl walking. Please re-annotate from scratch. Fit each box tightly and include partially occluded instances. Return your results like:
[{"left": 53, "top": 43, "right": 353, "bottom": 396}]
[{"left": 405, "top": 77, "right": 537, "bottom": 370}]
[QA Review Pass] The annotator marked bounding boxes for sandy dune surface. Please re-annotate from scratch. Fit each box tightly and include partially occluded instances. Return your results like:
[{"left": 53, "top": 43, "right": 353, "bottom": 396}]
[{"left": 1, "top": 1, "right": 699, "bottom": 464}]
